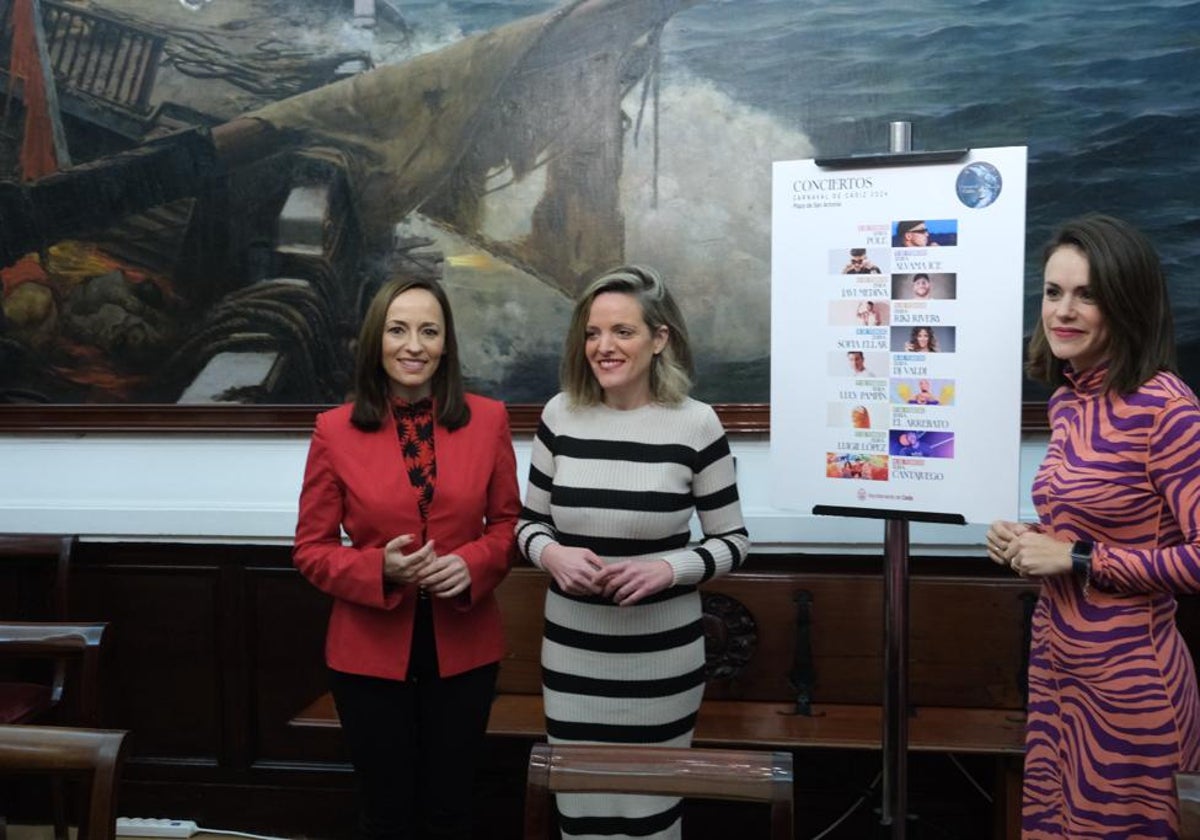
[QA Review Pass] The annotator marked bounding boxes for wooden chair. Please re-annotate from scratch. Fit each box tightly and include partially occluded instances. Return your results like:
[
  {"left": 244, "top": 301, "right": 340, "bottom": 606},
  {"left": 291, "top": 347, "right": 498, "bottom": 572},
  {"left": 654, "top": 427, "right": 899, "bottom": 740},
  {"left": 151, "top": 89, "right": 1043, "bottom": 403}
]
[
  {"left": 0, "top": 622, "right": 109, "bottom": 727},
  {"left": 0, "top": 536, "right": 83, "bottom": 726},
  {"left": 0, "top": 725, "right": 129, "bottom": 840},
  {"left": 1178, "top": 772, "right": 1200, "bottom": 840},
  {"left": 523, "top": 743, "right": 794, "bottom": 840},
  {"left": 0, "top": 536, "right": 75, "bottom": 620},
  {"left": 0, "top": 535, "right": 106, "bottom": 840}
]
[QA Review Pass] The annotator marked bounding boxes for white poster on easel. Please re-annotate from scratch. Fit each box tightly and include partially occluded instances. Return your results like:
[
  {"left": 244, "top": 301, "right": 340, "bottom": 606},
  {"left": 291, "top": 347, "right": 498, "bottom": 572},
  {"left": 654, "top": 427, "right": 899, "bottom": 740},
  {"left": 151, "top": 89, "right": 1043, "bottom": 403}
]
[{"left": 770, "top": 146, "right": 1027, "bottom": 524}]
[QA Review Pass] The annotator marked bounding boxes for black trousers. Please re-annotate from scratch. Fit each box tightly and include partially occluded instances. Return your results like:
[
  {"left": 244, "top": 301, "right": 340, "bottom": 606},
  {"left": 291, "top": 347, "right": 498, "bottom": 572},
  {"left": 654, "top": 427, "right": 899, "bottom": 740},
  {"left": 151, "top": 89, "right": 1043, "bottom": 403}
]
[{"left": 330, "top": 598, "right": 499, "bottom": 840}]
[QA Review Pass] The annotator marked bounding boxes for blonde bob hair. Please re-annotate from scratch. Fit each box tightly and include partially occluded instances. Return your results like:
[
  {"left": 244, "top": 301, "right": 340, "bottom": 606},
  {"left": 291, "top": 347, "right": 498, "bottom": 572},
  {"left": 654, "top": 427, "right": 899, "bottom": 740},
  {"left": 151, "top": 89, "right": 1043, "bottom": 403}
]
[{"left": 560, "top": 265, "right": 694, "bottom": 406}]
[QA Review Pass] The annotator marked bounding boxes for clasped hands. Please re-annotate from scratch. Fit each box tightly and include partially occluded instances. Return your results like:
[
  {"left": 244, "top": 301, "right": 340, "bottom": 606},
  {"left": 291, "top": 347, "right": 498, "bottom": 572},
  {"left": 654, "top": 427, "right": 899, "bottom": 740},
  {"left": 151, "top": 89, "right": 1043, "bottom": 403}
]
[
  {"left": 383, "top": 533, "right": 471, "bottom": 598},
  {"left": 541, "top": 544, "right": 672, "bottom": 606},
  {"left": 986, "top": 520, "right": 1072, "bottom": 578}
]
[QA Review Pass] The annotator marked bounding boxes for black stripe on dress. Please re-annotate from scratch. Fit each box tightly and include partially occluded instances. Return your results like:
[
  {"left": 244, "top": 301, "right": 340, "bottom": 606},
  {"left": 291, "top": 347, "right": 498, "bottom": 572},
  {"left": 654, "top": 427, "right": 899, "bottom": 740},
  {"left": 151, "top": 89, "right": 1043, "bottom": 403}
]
[
  {"left": 547, "top": 712, "right": 698, "bottom": 744},
  {"left": 527, "top": 464, "right": 554, "bottom": 493},
  {"left": 548, "top": 581, "right": 697, "bottom": 606},
  {"left": 720, "top": 535, "right": 747, "bottom": 571},
  {"left": 535, "top": 419, "right": 555, "bottom": 449},
  {"left": 516, "top": 519, "right": 552, "bottom": 559},
  {"left": 555, "top": 435, "right": 695, "bottom": 466},
  {"left": 517, "top": 508, "right": 554, "bottom": 527},
  {"left": 695, "top": 435, "right": 732, "bottom": 471},
  {"left": 551, "top": 485, "right": 692, "bottom": 512},
  {"left": 695, "top": 483, "right": 740, "bottom": 511},
  {"left": 544, "top": 618, "right": 703, "bottom": 654},
  {"left": 542, "top": 665, "right": 706, "bottom": 698},
  {"left": 555, "top": 531, "right": 690, "bottom": 557}
]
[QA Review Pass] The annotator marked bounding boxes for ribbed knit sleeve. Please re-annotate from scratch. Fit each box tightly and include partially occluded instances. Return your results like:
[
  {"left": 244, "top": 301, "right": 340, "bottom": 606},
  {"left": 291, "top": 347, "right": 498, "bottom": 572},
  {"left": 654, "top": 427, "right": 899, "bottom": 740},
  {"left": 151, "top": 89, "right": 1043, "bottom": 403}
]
[
  {"left": 663, "top": 404, "right": 750, "bottom": 585},
  {"left": 516, "top": 393, "right": 565, "bottom": 569}
]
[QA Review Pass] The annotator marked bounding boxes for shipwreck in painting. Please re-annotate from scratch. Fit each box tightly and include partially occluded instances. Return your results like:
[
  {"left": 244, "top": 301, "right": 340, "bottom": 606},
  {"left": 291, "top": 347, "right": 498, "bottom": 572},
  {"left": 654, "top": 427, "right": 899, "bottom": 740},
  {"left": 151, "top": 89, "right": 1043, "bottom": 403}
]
[{"left": 0, "top": 0, "right": 763, "bottom": 406}]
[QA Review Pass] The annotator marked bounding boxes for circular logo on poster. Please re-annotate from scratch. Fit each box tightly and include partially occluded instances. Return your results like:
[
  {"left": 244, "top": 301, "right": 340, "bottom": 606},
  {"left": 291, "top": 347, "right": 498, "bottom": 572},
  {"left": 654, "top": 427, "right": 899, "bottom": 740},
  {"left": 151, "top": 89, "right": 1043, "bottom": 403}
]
[
  {"left": 856, "top": 488, "right": 867, "bottom": 501},
  {"left": 956, "top": 162, "right": 1002, "bottom": 209}
]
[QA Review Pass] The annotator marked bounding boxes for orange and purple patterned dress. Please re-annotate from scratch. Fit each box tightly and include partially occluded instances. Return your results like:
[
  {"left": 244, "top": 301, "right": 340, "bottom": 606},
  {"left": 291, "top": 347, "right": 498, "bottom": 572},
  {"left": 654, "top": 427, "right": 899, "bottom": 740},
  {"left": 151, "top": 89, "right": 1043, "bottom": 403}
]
[{"left": 1027, "top": 364, "right": 1200, "bottom": 838}]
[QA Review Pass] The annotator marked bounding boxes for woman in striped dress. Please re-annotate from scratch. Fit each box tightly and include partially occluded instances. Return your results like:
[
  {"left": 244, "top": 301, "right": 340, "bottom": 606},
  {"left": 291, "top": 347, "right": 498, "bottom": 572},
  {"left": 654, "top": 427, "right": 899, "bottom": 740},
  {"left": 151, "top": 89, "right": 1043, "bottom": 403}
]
[
  {"left": 516, "top": 265, "right": 750, "bottom": 840},
  {"left": 988, "top": 215, "right": 1200, "bottom": 838}
]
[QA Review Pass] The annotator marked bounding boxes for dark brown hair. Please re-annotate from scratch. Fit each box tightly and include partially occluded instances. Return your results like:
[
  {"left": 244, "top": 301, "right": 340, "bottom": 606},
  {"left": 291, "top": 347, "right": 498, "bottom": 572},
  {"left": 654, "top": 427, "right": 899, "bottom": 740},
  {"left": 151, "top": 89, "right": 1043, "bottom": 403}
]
[
  {"left": 907, "top": 326, "right": 938, "bottom": 352},
  {"left": 1027, "top": 214, "right": 1176, "bottom": 394},
  {"left": 351, "top": 277, "right": 470, "bottom": 431}
]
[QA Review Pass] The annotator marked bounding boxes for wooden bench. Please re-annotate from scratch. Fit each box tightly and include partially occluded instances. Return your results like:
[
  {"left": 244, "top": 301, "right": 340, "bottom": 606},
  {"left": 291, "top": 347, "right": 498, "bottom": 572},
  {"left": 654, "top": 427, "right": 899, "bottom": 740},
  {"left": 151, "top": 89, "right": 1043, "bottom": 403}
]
[
  {"left": 291, "top": 564, "right": 1035, "bottom": 837},
  {"left": 294, "top": 691, "right": 1024, "bottom": 754}
]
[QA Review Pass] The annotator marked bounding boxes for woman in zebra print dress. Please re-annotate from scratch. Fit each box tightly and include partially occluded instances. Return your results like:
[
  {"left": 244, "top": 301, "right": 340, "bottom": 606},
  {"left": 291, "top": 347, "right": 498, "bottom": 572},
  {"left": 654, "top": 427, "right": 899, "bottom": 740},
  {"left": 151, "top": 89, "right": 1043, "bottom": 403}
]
[
  {"left": 988, "top": 215, "right": 1200, "bottom": 838},
  {"left": 516, "top": 265, "right": 750, "bottom": 840}
]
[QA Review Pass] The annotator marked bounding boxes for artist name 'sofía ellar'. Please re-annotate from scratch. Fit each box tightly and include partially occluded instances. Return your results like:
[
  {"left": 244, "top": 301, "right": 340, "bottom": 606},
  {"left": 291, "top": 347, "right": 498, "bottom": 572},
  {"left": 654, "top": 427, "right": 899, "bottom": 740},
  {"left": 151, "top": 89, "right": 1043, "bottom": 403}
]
[{"left": 791, "top": 176, "right": 886, "bottom": 206}]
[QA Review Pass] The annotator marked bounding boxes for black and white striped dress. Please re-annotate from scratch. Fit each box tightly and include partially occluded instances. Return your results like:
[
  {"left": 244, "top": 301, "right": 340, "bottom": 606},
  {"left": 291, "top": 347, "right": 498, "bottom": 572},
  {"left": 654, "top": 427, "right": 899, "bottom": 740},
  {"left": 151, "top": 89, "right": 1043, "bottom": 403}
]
[{"left": 516, "top": 393, "right": 751, "bottom": 840}]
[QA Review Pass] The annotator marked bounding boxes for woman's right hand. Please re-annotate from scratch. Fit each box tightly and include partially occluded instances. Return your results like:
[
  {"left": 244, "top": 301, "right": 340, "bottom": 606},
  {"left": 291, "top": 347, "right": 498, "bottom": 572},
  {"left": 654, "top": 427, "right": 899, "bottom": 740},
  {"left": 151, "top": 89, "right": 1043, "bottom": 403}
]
[
  {"left": 383, "top": 533, "right": 436, "bottom": 586},
  {"left": 540, "top": 543, "right": 603, "bottom": 596}
]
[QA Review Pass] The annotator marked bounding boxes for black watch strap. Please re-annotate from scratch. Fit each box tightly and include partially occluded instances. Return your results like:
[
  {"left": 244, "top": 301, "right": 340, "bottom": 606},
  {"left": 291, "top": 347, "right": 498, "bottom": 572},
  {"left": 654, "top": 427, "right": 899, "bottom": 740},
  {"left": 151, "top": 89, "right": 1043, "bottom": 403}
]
[{"left": 1071, "top": 540, "right": 1094, "bottom": 576}]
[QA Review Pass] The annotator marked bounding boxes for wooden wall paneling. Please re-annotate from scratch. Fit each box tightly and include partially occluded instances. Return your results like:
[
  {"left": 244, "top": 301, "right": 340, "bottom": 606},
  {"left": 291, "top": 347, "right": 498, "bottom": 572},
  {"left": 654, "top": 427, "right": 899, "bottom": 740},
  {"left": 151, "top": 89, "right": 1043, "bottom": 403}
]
[
  {"left": 0, "top": 558, "right": 58, "bottom": 619},
  {"left": 908, "top": 577, "right": 1038, "bottom": 709},
  {"left": 35, "top": 542, "right": 1161, "bottom": 840},
  {"left": 248, "top": 563, "right": 347, "bottom": 764},
  {"left": 217, "top": 555, "right": 251, "bottom": 772},
  {"left": 495, "top": 566, "right": 548, "bottom": 696},
  {"left": 0, "top": 552, "right": 63, "bottom": 695},
  {"left": 702, "top": 571, "right": 884, "bottom": 704},
  {"left": 72, "top": 551, "right": 224, "bottom": 763},
  {"left": 68, "top": 542, "right": 356, "bottom": 837},
  {"left": 494, "top": 565, "right": 1038, "bottom": 709}
]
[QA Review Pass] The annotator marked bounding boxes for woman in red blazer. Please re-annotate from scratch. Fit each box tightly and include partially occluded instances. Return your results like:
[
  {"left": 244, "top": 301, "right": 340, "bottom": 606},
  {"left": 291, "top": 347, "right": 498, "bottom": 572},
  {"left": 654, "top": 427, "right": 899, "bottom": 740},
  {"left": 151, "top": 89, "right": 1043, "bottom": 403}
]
[{"left": 294, "top": 276, "right": 519, "bottom": 840}]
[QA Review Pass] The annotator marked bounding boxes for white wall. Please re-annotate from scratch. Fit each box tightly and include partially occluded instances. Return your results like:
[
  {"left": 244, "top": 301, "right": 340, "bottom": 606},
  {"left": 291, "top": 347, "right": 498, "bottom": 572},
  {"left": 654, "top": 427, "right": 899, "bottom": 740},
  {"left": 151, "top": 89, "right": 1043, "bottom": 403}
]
[{"left": 0, "top": 432, "right": 1049, "bottom": 552}]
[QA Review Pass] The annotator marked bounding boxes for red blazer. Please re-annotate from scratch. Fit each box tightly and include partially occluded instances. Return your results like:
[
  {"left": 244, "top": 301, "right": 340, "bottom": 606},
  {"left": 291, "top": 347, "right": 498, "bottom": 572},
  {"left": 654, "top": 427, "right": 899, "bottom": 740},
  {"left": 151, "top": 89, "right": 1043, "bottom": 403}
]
[{"left": 293, "top": 394, "right": 519, "bottom": 680}]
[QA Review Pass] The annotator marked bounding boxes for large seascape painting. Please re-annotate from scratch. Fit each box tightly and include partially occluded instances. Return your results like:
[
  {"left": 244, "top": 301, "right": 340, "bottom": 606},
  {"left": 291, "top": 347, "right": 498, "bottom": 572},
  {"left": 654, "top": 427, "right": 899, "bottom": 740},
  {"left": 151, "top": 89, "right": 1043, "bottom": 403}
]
[{"left": 0, "top": 0, "right": 1197, "bottom": 425}]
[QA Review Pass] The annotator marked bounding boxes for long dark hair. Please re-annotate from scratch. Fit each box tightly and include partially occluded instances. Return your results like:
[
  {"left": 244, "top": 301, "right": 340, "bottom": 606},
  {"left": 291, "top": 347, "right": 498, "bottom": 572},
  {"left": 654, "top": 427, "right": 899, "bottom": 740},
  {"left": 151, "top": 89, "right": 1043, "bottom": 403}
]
[
  {"left": 351, "top": 277, "right": 470, "bottom": 431},
  {"left": 1027, "top": 214, "right": 1176, "bottom": 394},
  {"left": 908, "top": 326, "right": 937, "bottom": 352}
]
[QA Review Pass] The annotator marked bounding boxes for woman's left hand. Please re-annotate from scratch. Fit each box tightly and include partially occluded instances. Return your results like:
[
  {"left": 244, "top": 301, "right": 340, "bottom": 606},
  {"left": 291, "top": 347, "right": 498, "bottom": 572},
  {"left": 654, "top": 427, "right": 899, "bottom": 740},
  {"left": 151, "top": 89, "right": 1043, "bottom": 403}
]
[
  {"left": 419, "top": 553, "right": 472, "bottom": 598},
  {"left": 593, "top": 560, "right": 674, "bottom": 606},
  {"left": 986, "top": 520, "right": 1029, "bottom": 566},
  {"left": 1003, "top": 531, "right": 1072, "bottom": 578}
]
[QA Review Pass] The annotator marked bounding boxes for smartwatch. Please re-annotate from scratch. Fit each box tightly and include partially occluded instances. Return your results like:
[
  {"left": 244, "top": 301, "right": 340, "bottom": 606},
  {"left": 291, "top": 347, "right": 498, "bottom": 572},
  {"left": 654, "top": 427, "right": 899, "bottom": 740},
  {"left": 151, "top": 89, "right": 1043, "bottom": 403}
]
[{"left": 1070, "top": 540, "right": 1094, "bottom": 576}]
